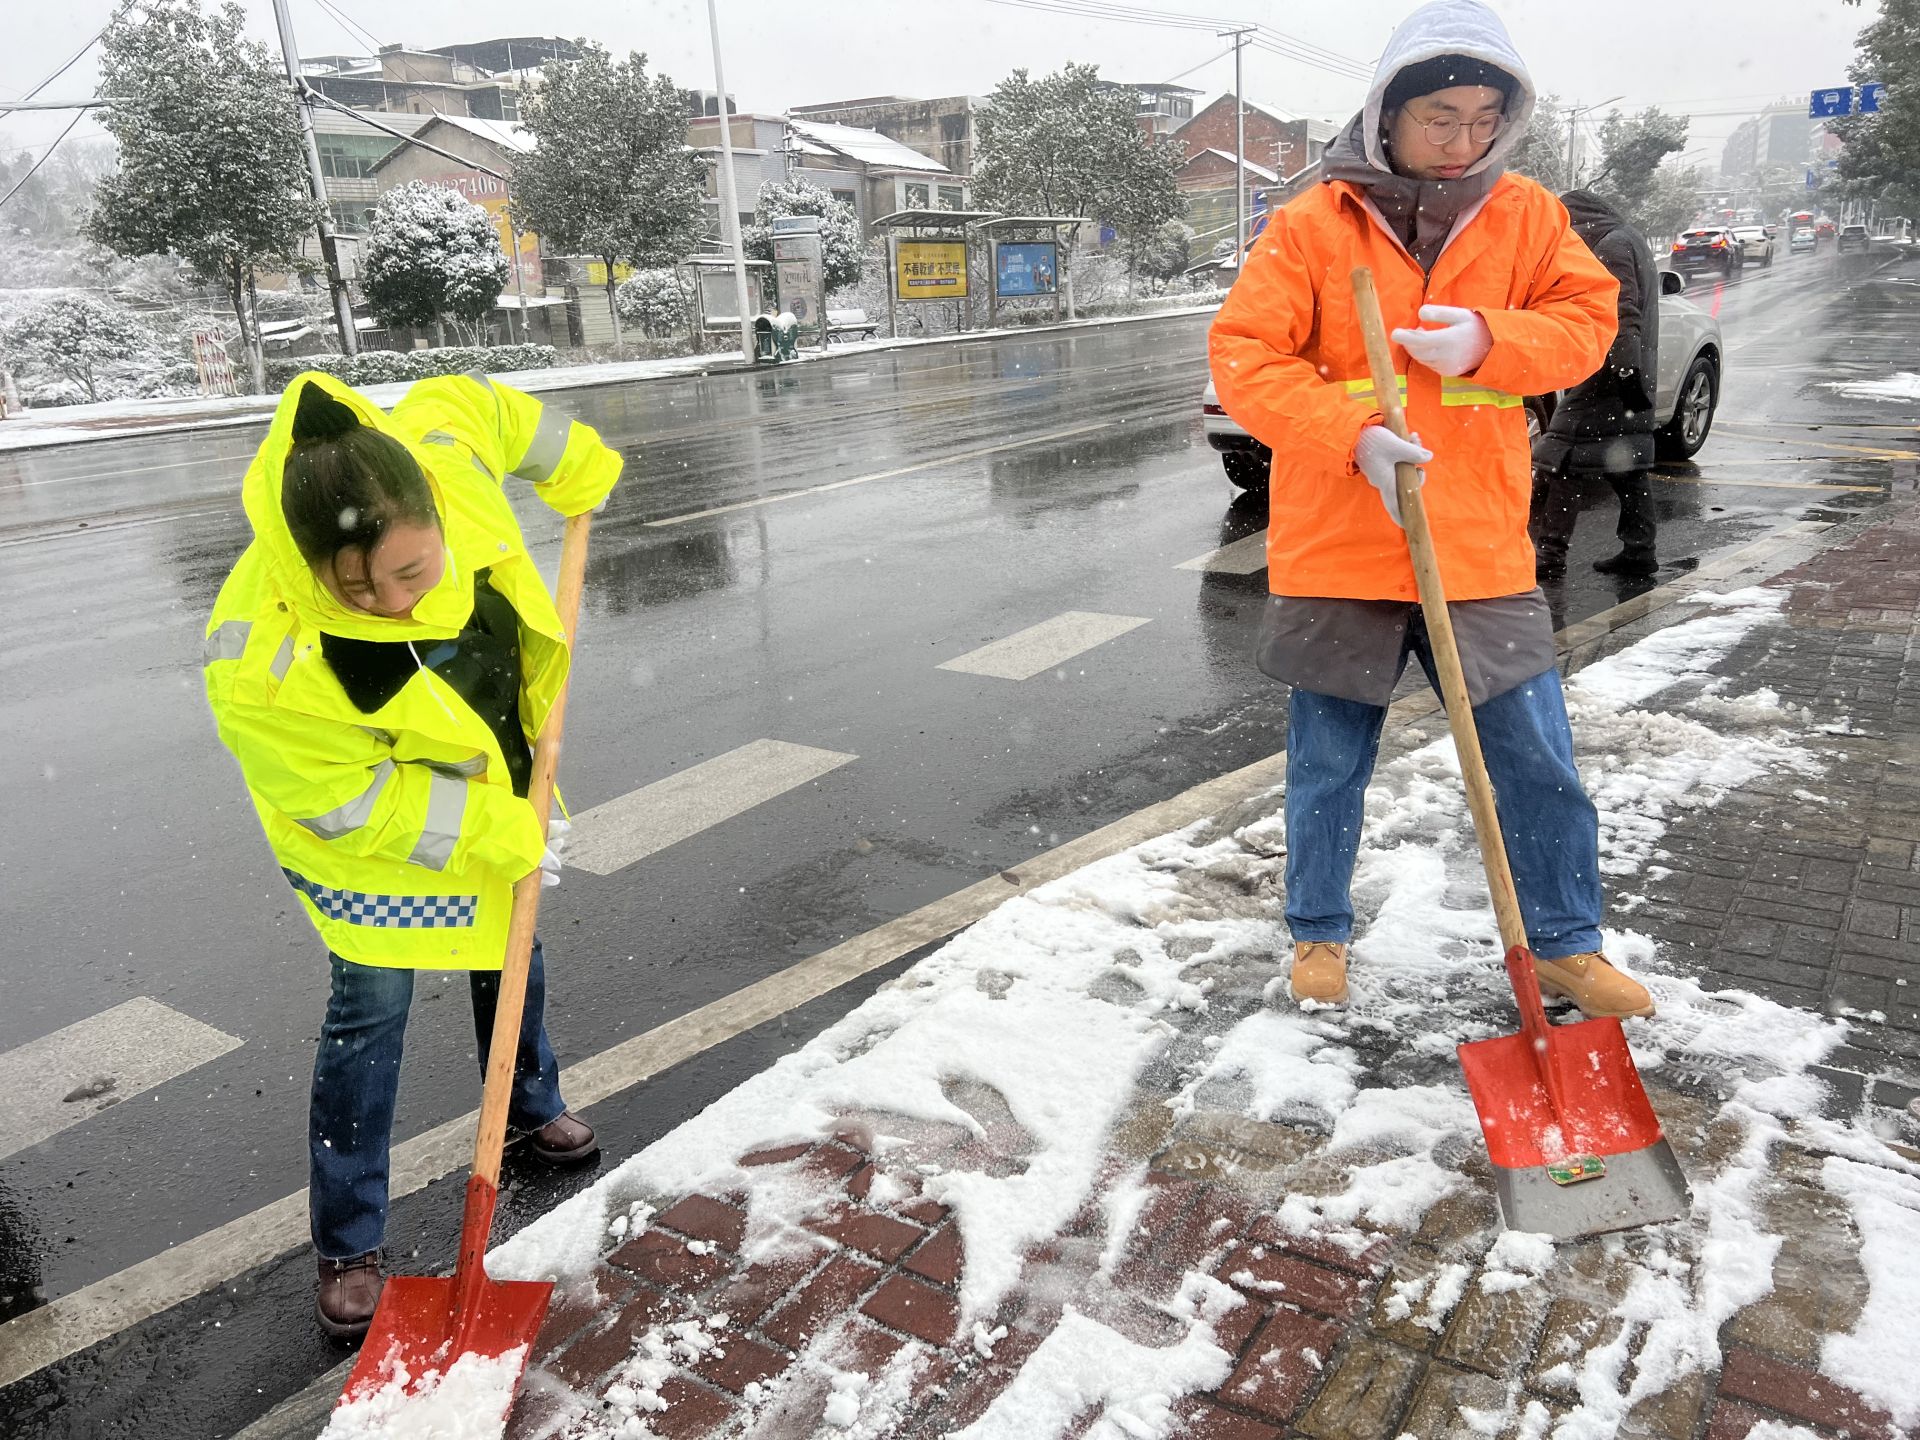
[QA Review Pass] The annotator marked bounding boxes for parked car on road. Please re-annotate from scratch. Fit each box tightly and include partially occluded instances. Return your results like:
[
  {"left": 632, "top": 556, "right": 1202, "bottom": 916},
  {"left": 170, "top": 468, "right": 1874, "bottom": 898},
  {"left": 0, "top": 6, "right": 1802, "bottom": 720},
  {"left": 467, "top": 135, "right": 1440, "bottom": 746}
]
[
  {"left": 1200, "top": 268, "right": 1725, "bottom": 491},
  {"left": 1790, "top": 227, "right": 1817, "bottom": 253},
  {"left": 1671, "top": 226, "right": 1742, "bottom": 277},
  {"left": 1837, "top": 223, "right": 1872, "bottom": 254},
  {"left": 1731, "top": 225, "right": 1774, "bottom": 267}
]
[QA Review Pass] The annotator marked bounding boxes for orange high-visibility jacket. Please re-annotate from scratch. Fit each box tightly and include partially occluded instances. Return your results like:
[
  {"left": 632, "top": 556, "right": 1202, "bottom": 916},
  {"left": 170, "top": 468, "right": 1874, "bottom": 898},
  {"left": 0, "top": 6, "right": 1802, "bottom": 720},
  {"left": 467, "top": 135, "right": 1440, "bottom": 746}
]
[{"left": 1209, "top": 174, "right": 1619, "bottom": 601}]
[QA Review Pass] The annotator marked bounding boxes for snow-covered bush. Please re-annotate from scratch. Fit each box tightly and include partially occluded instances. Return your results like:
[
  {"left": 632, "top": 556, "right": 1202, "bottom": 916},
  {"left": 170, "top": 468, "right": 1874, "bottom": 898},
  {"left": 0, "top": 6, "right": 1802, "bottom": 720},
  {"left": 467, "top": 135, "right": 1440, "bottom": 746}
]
[
  {"left": 614, "top": 268, "right": 691, "bottom": 338},
  {"left": 2, "top": 291, "right": 193, "bottom": 404},
  {"left": 363, "top": 182, "right": 511, "bottom": 344},
  {"left": 264, "top": 343, "right": 557, "bottom": 392}
]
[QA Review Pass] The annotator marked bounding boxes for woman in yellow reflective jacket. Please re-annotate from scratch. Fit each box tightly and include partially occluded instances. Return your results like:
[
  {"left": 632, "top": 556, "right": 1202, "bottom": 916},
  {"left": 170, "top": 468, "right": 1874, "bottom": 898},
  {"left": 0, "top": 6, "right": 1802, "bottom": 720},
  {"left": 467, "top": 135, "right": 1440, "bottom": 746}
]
[{"left": 203, "top": 371, "right": 621, "bottom": 1339}]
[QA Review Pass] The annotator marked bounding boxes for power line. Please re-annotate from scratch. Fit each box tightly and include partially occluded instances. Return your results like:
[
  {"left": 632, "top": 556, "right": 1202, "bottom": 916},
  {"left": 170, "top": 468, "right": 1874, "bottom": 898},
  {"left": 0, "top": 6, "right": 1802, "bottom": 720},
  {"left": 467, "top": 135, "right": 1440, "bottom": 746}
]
[
  {"left": 308, "top": 0, "right": 383, "bottom": 55},
  {"left": 979, "top": 0, "right": 1373, "bottom": 83},
  {"left": 0, "top": 109, "right": 85, "bottom": 214},
  {"left": 14, "top": 24, "right": 107, "bottom": 105}
]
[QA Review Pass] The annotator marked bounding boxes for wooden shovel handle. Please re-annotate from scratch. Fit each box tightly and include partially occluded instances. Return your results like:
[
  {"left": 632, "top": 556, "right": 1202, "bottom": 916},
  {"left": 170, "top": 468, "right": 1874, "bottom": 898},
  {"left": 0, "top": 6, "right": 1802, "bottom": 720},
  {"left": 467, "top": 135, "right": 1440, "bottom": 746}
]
[
  {"left": 1349, "top": 269, "right": 1530, "bottom": 958},
  {"left": 471, "top": 509, "right": 594, "bottom": 1188}
]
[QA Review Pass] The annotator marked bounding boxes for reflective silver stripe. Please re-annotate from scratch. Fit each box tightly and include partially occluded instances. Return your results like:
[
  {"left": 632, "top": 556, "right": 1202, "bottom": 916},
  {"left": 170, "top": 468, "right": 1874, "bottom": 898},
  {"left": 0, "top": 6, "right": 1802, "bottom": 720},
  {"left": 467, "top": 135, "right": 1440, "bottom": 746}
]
[
  {"left": 295, "top": 760, "right": 394, "bottom": 841},
  {"left": 408, "top": 771, "right": 468, "bottom": 870},
  {"left": 203, "top": 620, "right": 252, "bottom": 665},
  {"left": 358, "top": 725, "right": 397, "bottom": 746},
  {"left": 420, "top": 430, "right": 458, "bottom": 446},
  {"left": 270, "top": 636, "right": 296, "bottom": 681},
  {"left": 512, "top": 408, "right": 572, "bottom": 483}
]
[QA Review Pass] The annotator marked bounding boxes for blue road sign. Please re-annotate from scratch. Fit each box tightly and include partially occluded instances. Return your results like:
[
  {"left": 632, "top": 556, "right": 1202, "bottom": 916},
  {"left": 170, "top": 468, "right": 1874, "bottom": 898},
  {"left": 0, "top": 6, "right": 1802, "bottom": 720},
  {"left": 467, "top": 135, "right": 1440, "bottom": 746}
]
[
  {"left": 1810, "top": 87, "right": 1853, "bottom": 119},
  {"left": 1860, "top": 82, "right": 1885, "bottom": 114}
]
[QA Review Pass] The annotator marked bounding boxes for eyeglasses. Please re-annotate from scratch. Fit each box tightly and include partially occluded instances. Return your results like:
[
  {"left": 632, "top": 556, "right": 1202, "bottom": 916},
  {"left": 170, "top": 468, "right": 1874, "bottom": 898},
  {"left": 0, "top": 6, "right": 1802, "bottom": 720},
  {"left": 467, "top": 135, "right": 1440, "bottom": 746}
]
[{"left": 1409, "top": 112, "right": 1507, "bottom": 146}]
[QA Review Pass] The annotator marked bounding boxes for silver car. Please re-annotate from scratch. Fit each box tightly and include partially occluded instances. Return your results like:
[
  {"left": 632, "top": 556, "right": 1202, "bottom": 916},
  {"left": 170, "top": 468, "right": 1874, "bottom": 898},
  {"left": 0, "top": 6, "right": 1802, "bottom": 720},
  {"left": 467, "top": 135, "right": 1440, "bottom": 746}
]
[{"left": 1201, "top": 268, "right": 1725, "bottom": 491}]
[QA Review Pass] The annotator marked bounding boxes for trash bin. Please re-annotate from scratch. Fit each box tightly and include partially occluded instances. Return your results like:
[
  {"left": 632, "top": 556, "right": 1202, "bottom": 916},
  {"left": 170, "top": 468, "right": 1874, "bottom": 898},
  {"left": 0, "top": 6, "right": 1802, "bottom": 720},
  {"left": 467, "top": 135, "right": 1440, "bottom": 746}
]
[
  {"left": 751, "top": 315, "right": 778, "bottom": 363},
  {"left": 772, "top": 312, "right": 801, "bottom": 361}
]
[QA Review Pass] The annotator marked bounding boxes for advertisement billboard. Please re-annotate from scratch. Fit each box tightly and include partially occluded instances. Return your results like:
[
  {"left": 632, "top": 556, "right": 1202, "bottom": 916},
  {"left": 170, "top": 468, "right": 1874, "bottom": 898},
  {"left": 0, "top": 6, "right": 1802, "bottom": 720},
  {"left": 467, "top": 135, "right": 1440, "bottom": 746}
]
[
  {"left": 995, "top": 242, "right": 1058, "bottom": 297},
  {"left": 895, "top": 241, "right": 968, "bottom": 299}
]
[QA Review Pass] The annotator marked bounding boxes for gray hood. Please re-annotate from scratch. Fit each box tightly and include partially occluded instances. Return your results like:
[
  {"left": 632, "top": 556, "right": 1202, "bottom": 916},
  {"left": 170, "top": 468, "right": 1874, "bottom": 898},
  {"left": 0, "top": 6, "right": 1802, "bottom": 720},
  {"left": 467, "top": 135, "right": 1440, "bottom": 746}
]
[{"left": 1362, "top": 0, "right": 1536, "bottom": 178}]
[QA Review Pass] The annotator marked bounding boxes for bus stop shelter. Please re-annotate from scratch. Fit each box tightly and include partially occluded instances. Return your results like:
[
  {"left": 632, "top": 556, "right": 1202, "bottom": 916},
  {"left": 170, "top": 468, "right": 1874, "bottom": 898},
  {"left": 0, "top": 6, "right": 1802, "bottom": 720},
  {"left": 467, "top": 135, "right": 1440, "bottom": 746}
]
[
  {"left": 686, "top": 256, "right": 775, "bottom": 344},
  {"left": 968, "top": 216, "right": 1086, "bottom": 329},
  {"left": 871, "top": 209, "right": 995, "bottom": 337}
]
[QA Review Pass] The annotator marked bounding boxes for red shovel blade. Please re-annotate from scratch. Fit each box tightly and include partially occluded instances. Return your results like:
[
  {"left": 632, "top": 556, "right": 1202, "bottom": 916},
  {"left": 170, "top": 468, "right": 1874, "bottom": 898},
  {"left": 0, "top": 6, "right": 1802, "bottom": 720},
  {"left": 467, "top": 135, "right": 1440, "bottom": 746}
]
[
  {"left": 1458, "top": 1016, "right": 1665, "bottom": 1169},
  {"left": 338, "top": 1175, "right": 552, "bottom": 1421},
  {"left": 341, "top": 1274, "right": 552, "bottom": 1407}
]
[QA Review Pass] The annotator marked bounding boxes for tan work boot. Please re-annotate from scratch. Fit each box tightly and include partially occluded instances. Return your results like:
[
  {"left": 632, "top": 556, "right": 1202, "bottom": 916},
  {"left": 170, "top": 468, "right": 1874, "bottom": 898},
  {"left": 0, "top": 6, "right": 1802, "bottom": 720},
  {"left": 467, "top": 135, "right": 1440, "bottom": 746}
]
[
  {"left": 1289, "top": 942, "right": 1349, "bottom": 1005},
  {"left": 1534, "top": 952, "right": 1654, "bottom": 1019}
]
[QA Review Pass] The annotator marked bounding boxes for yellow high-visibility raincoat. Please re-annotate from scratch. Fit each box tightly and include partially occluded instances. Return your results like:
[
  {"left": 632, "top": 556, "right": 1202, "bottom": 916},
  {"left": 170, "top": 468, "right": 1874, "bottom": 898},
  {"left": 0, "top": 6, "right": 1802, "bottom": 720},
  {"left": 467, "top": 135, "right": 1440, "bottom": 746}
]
[{"left": 204, "top": 371, "right": 621, "bottom": 970}]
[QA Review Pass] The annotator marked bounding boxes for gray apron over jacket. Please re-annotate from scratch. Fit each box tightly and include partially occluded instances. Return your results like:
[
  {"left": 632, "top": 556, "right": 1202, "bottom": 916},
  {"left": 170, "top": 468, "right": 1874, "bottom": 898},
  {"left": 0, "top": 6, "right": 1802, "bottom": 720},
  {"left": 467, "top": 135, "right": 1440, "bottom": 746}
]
[{"left": 1256, "top": 590, "right": 1557, "bottom": 708}]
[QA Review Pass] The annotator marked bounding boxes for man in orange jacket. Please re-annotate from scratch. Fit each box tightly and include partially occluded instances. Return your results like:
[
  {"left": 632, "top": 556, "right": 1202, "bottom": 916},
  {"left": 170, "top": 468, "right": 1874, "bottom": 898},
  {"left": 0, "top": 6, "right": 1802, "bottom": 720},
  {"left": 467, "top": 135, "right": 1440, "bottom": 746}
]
[{"left": 1210, "top": 0, "right": 1653, "bottom": 1019}]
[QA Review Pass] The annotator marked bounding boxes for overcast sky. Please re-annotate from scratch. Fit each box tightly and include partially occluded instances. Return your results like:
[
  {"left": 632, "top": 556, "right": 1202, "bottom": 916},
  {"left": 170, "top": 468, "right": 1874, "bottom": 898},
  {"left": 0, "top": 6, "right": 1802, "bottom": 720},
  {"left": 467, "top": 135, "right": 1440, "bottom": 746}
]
[{"left": 3, "top": 0, "right": 1879, "bottom": 179}]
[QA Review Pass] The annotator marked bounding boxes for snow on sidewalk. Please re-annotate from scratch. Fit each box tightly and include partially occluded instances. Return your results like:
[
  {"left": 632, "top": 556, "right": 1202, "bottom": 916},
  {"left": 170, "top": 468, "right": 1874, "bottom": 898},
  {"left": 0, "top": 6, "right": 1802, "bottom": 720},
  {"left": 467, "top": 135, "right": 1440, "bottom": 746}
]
[{"left": 449, "top": 584, "right": 1920, "bottom": 1440}]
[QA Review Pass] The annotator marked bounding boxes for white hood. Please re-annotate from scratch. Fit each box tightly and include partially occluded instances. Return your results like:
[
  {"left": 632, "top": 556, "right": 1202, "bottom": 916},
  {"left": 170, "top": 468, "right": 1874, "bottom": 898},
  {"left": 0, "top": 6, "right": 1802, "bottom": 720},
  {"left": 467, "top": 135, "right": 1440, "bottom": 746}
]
[{"left": 1362, "top": 0, "right": 1536, "bottom": 177}]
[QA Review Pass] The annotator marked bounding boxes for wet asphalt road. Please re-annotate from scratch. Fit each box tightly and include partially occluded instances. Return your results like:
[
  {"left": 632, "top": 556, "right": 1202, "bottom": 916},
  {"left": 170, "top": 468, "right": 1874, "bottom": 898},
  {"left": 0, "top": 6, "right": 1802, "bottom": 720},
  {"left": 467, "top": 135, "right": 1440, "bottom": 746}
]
[{"left": 1, "top": 241, "right": 1916, "bottom": 1437}]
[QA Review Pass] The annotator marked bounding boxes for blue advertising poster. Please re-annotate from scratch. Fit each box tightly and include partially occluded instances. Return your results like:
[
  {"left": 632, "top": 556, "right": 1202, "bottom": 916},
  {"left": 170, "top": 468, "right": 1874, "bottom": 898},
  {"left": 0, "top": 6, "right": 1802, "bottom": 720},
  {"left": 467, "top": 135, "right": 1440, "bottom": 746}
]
[{"left": 996, "top": 242, "right": 1058, "bottom": 297}]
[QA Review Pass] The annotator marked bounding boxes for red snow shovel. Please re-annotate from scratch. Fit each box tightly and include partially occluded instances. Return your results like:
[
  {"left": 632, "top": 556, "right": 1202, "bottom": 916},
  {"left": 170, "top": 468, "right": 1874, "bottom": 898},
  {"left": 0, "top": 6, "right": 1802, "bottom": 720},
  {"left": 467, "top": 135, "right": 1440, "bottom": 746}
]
[
  {"left": 1350, "top": 270, "right": 1690, "bottom": 1239},
  {"left": 336, "top": 510, "right": 595, "bottom": 1423}
]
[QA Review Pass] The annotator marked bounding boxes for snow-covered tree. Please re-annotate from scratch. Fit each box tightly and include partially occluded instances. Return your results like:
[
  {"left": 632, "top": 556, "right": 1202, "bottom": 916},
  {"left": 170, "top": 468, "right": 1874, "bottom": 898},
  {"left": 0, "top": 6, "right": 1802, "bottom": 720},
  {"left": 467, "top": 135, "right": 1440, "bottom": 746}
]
[
  {"left": 5, "top": 293, "right": 154, "bottom": 403},
  {"left": 85, "top": 0, "right": 317, "bottom": 393},
  {"left": 1508, "top": 95, "right": 1574, "bottom": 194},
  {"left": 614, "top": 267, "right": 691, "bottom": 338},
  {"left": 973, "top": 66, "right": 1184, "bottom": 291},
  {"left": 363, "top": 182, "right": 511, "bottom": 345},
  {"left": 509, "top": 43, "right": 705, "bottom": 346},
  {"left": 973, "top": 66, "right": 1183, "bottom": 233},
  {"left": 742, "top": 176, "right": 864, "bottom": 292},
  {"left": 1830, "top": 0, "right": 1920, "bottom": 216},
  {"left": 1591, "top": 108, "right": 1691, "bottom": 233}
]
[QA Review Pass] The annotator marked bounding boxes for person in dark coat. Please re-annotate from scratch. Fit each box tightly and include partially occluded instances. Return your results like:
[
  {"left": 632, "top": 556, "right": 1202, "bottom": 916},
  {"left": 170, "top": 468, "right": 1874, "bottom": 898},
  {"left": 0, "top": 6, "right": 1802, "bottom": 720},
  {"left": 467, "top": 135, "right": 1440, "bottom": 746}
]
[{"left": 1531, "top": 189, "right": 1662, "bottom": 578}]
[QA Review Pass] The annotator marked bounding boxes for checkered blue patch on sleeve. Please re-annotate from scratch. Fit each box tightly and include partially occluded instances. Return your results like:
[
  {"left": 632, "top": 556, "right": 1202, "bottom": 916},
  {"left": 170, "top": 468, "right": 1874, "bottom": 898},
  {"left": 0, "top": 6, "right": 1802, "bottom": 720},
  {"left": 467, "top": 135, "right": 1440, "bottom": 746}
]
[{"left": 283, "top": 869, "right": 477, "bottom": 929}]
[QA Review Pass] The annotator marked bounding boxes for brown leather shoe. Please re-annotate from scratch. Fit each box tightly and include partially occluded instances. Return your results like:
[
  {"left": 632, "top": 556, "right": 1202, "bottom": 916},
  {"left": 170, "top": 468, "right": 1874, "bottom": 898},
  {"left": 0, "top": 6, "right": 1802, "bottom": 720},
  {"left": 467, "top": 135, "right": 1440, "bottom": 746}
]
[
  {"left": 1535, "top": 952, "right": 1655, "bottom": 1019},
  {"left": 530, "top": 1111, "right": 598, "bottom": 1164},
  {"left": 1289, "top": 941, "right": 1350, "bottom": 1005},
  {"left": 316, "top": 1251, "right": 384, "bottom": 1341}
]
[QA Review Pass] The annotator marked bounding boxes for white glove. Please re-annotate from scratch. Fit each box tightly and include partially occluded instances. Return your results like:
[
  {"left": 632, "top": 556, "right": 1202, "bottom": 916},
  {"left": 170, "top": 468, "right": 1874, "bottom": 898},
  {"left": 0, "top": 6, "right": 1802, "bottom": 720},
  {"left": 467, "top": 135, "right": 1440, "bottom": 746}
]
[
  {"left": 548, "top": 817, "right": 571, "bottom": 852},
  {"left": 1391, "top": 304, "right": 1493, "bottom": 377},
  {"left": 1353, "top": 424, "right": 1432, "bottom": 528},
  {"left": 538, "top": 845, "right": 563, "bottom": 889}
]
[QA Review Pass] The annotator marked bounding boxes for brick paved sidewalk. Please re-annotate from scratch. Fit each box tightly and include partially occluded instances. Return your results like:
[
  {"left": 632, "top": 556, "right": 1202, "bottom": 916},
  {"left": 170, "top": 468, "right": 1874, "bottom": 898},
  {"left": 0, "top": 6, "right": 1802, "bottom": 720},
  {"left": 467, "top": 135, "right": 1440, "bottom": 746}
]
[{"left": 497, "top": 500, "right": 1920, "bottom": 1440}]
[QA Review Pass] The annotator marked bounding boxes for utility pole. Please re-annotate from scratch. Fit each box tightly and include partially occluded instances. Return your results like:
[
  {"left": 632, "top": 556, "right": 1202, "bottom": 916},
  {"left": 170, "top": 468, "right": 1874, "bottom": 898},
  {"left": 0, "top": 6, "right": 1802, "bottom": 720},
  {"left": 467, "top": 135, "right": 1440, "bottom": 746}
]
[
  {"left": 1220, "top": 26, "right": 1255, "bottom": 264},
  {"left": 1564, "top": 94, "right": 1623, "bottom": 190},
  {"left": 707, "top": 0, "right": 756, "bottom": 365},
  {"left": 270, "top": 0, "right": 358, "bottom": 357}
]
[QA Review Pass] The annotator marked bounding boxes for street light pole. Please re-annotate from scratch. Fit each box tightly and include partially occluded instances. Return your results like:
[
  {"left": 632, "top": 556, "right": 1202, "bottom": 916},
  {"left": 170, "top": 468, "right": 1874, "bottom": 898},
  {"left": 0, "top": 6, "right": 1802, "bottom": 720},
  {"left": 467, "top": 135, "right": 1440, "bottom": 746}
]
[
  {"left": 1219, "top": 26, "right": 1255, "bottom": 262},
  {"left": 270, "top": 0, "right": 358, "bottom": 357},
  {"left": 707, "top": 0, "right": 756, "bottom": 365}
]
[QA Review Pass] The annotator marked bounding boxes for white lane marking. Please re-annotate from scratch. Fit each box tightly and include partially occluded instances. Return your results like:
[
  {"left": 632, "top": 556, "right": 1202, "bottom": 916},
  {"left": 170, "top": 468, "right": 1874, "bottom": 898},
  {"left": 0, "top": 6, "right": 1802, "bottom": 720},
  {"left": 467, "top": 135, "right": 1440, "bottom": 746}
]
[
  {"left": 937, "top": 611, "right": 1151, "bottom": 682},
  {"left": 0, "top": 518, "right": 1828, "bottom": 1390},
  {"left": 0, "top": 999, "right": 243, "bottom": 1163},
  {"left": 1175, "top": 531, "right": 1269, "bottom": 574},
  {"left": 566, "top": 739, "right": 857, "bottom": 876},
  {"left": 643, "top": 419, "right": 1125, "bottom": 528}
]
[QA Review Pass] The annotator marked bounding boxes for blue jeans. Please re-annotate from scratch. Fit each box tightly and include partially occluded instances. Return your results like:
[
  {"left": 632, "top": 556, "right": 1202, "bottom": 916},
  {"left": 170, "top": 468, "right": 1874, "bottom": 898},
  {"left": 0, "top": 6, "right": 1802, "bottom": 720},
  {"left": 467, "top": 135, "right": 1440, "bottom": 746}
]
[
  {"left": 1283, "top": 662, "right": 1603, "bottom": 960},
  {"left": 309, "top": 939, "right": 567, "bottom": 1260}
]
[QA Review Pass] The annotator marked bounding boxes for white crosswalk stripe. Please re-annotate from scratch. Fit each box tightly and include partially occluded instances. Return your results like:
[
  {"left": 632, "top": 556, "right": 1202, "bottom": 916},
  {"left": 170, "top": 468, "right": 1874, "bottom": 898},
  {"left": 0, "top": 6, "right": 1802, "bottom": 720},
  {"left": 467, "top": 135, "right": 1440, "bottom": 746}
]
[
  {"left": 1175, "top": 531, "right": 1269, "bottom": 574},
  {"left": 937, "top": 611, "right": 1152, "bottom": 681},
  {"left": 0, "top": 998, "right": 243, "bottom": 1162},
  {"left": 566, "top": 739, "right": 858, "bottom": 876}
]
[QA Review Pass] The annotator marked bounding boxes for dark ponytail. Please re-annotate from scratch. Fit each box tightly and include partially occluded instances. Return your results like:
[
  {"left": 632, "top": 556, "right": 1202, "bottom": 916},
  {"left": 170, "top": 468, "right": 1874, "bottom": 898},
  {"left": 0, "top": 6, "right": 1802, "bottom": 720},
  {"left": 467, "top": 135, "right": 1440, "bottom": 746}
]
[{"left": 280, "top": 382, "right": 436, "bottom": 573}]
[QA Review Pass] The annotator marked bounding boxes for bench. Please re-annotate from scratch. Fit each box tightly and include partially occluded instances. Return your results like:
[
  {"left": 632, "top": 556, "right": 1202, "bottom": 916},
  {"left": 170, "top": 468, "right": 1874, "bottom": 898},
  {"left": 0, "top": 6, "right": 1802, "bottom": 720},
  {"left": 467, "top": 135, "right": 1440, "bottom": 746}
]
[{"left": 826, "top": 308, "right": 880, "bottom": 343}]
